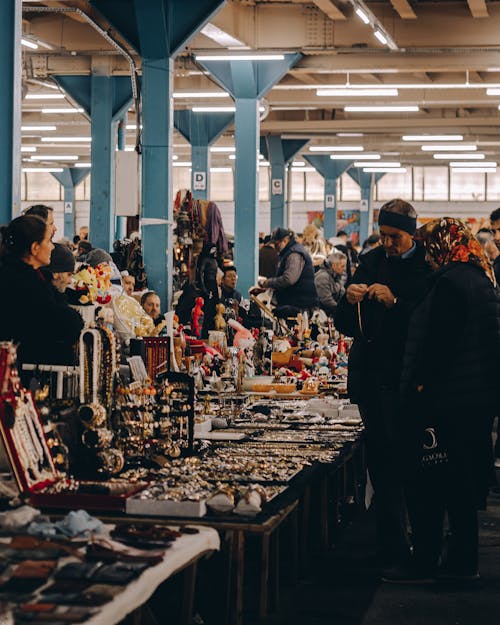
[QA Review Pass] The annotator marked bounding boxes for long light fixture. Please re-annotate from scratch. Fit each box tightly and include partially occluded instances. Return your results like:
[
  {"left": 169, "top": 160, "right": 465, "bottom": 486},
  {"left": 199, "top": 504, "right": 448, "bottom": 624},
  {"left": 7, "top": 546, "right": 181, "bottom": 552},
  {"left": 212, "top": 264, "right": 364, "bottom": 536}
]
[
  {"left": 421, "top": 144, "right": 476, "bottom": 152},
  {"left": 195, "top": 54, "right": 284, "bottom": 61},
  {"left": 200, "top": 23, "right": 247, "bottom": 48},
  {"left": 355, "top": 7, "right": 370, "bottom": 24},
  {"left": 21, "top": 147, "right": 37, "bottom": 153},
  {"left": 309, "top": 145, "right": 364, "bottom": 152},
  {"left": 363, "top": 167, "right": 407, "bottom": 173},
  {"left": 126, "top": 124, "right": 142, "bottom": 130},
  {"left": 42, "top": 108, "right": 84, "bottom": 114},
  {"left": 433, "top": 153, "right": 484, "bottom": 160},
  {"left": 22, "top": 167, "right": 63, "bottom": 173},
  {"left": 346, "top": 105, "right": 419, "bottom": 112},
  {"left": 355, "top": 161, "right": 400, "bottom": 167},
  {"left": 21, "top": 38, "right": 38, "bottom": 49},
  {"left": 449, "top": 161, "right": 496, "bottom": 167},
  {"left": 21, "top": 125, "right": 56, "bottom": 131},
  {"left": 451, "top": 167, "right": 496, "bottom": 173},
  {"left": 373, "top": 30, "right": 388, "bottom": 45},
  {"left": 486, "top": 88, "right": 500, "bottom": 95},
  {"left": 210, "top": 167, "right": 232, "bottom": 173},
  {"left": 402, "top": 134, "right": 463, "bottom": 141},
  {"left": 25, "top": 93, "right": 64, "bottom": 100},
  {"left": 291, "top": 166, "right": 315, "bottom": 172},
  {"left": 337, "top": 132, "right": 364, "bottom": 137},
  {"left": 75, "top": 163, "right": 91, "bottom": 168},
  {"left": 316, "top": 88, "right": 398, "bottom": 97},
  {"left": 41, "top": 136, "right": 91, "bottom": 143},
  {"left": 31, "top": 155, "right": 78, "bottom": 161},
  {"left": 210, "top": 146, "right": 236, "bottom": 153},
  {"left": 350, "top": 0, "right": 398, "bottom": 49},
  {"left": 331, "top": 154, "right": 380, "bottom": 160},
  {"left": 173, "top": 92, "right": 229, "bottom": 98},
  {"left": 192, "top": 106, "right": 265, "bottom": 113},
  {"left": 173, "top": 161, "right": 192, "bottom": 167},
  {"left": 292, "top": 161, "right": 305, "bottom": 166},
  {"left": 274, "top": 83, "right": 500, "bottom": 91}
]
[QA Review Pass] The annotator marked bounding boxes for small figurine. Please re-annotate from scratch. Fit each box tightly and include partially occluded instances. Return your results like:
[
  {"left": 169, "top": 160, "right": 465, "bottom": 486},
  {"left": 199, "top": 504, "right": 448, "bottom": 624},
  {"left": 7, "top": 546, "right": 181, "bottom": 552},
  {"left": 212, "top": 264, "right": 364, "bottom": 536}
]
[
  {"left": 227, "top": 319, "right": 255, "bottom": 348},
  {"left": 192, "top": 296, "right": 204, "bottom": 339},
  {"left": 214, "top": 303, "right": 227, "bottom": 331}
]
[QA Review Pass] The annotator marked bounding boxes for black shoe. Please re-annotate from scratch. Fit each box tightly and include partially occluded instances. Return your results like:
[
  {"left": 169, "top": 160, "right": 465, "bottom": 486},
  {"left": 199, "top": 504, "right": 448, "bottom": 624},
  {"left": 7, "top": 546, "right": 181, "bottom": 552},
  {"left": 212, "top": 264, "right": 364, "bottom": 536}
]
[{"left": 381, "top": 564, "right": 436, "bottom": 584}]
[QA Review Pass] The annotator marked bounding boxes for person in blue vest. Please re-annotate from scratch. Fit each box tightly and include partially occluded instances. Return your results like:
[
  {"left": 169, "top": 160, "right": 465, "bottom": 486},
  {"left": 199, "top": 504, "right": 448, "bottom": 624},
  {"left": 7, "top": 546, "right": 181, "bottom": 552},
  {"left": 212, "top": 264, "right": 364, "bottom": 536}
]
[{"left": 255, "top": 227, "right": 318, "bottom": 319}]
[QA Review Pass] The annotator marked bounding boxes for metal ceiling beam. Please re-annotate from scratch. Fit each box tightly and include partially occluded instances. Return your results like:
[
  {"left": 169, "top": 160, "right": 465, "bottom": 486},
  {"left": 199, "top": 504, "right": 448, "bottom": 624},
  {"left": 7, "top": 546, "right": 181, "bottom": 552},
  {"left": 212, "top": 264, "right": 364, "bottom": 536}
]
[
  {"left": 389, "top": 0, "right": 417, "bottom": 19},
  {"left": 312, "top": 0, "right": 347, "bottom": 21},
  {"left": 466, "top": 0, "right": 489, "bottom": 18}
]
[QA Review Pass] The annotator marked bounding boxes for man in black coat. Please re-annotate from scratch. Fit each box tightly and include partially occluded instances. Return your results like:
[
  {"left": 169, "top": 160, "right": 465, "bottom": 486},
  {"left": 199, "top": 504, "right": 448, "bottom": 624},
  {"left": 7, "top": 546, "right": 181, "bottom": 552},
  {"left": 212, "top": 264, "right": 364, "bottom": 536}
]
[{"left": 335, "top": 199, "right": 431, "bottom": 566}]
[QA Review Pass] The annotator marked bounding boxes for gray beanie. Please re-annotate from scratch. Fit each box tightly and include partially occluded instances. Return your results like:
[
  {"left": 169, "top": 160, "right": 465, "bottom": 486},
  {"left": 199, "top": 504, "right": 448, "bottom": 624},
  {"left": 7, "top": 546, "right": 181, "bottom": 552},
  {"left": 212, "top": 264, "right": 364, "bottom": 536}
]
[
  {"left": 86, "top": 248, "right": 112, "bottom": 267},
  {"left": 48, "top": 243, "right": 75, "bottom": 273}
]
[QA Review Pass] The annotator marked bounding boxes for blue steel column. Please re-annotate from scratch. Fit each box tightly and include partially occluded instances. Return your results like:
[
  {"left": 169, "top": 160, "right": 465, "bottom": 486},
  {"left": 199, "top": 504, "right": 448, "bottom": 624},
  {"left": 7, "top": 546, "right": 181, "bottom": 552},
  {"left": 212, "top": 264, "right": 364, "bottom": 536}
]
[
  {"left": 0, "top": 0, "right": 21, "bottom": 221},
  {"left": 347, "top": 169, "right": 385, "bottom": 243},
  {"left": 115, "top": 116, "right": 127, "bottom": 240},
  {"left": 141, "top": 57, "right": 173, "bottom": 307},
  {"left": 90, "top": 73, "right": 115, "bottom": 251},
  {"left": 52, "top": 168, "right": 91, "bottom": 239},
  {"left": 304, "top": 155, "right": 353, "bottom": 239},
  {"left": 198, "top": 54, "right": 301, "bottom": 294},
  {"left": 261, "top": 136, "right": 309, "bottom": 230}
]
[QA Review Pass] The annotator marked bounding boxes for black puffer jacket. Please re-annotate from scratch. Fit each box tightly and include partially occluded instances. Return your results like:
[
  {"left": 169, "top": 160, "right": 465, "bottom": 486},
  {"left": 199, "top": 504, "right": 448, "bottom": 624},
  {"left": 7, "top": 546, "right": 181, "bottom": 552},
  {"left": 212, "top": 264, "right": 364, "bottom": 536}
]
[
  {"left": 0, "top": 259, "right": 83, "bottom": 366},
  {"left": 335, "top": 244, "right": 430, "bottom": 403},
  {"left": 401, "top": 262, "right": 500, "bottom": 415}
]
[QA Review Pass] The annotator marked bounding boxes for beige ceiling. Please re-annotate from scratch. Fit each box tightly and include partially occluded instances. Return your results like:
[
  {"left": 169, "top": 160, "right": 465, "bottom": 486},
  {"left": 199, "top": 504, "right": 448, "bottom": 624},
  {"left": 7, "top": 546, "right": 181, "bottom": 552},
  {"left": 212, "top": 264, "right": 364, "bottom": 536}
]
[{"left": 20, "top": 0, "right": 500, "bottom": 169}]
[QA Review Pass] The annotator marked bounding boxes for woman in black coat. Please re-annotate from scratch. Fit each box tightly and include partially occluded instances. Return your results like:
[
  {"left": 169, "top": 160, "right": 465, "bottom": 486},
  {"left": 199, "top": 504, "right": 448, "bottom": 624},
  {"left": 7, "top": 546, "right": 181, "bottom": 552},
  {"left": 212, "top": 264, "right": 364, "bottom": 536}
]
[
  {"left": 0, "top": 216, "right": 83, "bottom": 367},
  {"left": 398, "top": 217, "right": 500, "bottom": 582}
]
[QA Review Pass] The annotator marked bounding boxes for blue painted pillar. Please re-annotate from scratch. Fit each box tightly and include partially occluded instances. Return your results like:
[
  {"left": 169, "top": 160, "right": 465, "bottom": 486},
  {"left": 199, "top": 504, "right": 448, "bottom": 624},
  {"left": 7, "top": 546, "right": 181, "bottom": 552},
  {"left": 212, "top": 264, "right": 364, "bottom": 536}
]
[
  {"left": 347, "top": 169, "right": 385, "bottom": 244},
  {"left": 260, "top": 136, "right": 309, "bottom": 229},
  {"left": 304, "top": 155, "right": 353, "bottom": 240},
  {"left": 198, "top": 54, "right": 301, "bottom": 294},
  {"left": 141, "top": 57, "right": 173, "bottom": 308},
  {"left": 51, "top": 168, "right": 91, "bottom": 239},
  {"left": 0, "top": 0, "right": 21, "bottom": 221},
  {"left": 115, "top": 116, "right": 127, "bottom": 240},
  {"left": 174, "top": 111, "right": 234, "bottom": 200}
]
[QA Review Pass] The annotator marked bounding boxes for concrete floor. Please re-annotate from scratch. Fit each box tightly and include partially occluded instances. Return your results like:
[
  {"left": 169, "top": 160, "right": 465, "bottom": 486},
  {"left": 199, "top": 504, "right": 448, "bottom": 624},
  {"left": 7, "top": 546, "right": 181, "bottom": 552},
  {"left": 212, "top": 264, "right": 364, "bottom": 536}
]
[{"left": 250, "top": 487, "right": 500, "bottom": 625}]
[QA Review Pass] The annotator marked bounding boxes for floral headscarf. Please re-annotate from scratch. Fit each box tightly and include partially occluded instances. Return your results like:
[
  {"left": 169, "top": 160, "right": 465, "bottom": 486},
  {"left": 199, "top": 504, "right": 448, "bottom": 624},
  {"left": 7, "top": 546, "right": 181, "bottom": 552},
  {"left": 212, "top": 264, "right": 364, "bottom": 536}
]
[{"left": 417, "top": 217, "right": 496, "bottom": 285}]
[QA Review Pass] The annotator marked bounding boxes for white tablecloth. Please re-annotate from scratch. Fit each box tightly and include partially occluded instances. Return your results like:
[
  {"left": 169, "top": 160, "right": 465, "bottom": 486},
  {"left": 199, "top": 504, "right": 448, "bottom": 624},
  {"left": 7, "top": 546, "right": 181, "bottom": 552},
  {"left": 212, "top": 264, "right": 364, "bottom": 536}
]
[{"left": 84, "top": 526, "right": 220, "bottom": 625}]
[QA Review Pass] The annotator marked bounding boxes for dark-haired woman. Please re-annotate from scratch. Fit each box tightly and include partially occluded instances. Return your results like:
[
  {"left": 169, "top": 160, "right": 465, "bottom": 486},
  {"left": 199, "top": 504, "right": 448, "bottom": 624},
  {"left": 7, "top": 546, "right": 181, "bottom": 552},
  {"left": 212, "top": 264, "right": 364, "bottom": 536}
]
[
  {"left": 0, "top": 215, "right": 83, "bottom": 367},
  {"left": 397, "top": 218, "right": 500, "bottom": 582}
]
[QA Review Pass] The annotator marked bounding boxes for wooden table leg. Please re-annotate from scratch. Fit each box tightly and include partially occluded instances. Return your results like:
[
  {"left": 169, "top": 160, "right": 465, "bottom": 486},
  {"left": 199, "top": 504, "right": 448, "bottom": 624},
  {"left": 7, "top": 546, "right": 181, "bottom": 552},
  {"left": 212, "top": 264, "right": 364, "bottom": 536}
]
[
  {"left": 259, "top": 532, "right": 270, "bottom": 619},
  {"left": 231, "top": 530, "right": 245, "bottom": 625},
  {"left": 180, "top": 561, "right": 198, "bottom": 625}
]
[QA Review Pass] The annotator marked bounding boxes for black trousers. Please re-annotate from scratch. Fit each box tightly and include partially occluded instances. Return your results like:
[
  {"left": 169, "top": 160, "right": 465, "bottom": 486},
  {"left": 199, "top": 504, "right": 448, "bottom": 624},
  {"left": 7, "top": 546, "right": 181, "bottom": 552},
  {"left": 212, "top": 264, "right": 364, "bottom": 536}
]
[
  {"left": 406, "top": 415, "right": 494, "bottom": 574},
  {"left": 359, "top": 389, "right": 411, "bottom": 562}
]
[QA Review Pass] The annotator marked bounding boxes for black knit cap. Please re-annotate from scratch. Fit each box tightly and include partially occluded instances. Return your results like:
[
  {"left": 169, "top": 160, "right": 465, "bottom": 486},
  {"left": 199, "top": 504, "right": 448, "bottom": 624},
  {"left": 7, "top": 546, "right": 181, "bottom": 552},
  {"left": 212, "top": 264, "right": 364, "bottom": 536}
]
[
  {"left": 270, "top": 227, "right": 292, "bottom": 242},
  {"left": 48, "top": 243, "right": 75, "bottom": 273}
]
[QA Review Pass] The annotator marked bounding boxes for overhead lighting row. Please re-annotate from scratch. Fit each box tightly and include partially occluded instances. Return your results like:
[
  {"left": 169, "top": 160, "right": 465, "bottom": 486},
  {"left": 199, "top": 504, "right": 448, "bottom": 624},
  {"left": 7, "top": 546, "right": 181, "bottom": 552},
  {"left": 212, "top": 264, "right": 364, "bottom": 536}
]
[{"left": 351, "top": 1, "right": 398, "bottom": 50}]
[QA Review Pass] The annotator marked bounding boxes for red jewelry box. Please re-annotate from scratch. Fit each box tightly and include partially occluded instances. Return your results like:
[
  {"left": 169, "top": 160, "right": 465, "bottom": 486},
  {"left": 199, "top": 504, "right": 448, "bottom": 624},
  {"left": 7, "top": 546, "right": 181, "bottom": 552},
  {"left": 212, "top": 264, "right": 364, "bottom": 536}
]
[{"left": 0, "top": 391, "right": 144, "bottom": 512}]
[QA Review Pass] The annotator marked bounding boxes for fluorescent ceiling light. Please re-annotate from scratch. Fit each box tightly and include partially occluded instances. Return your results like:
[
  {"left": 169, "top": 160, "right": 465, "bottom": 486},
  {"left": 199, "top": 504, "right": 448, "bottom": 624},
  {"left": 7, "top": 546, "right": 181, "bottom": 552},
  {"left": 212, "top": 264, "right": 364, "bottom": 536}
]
[
  {"left": 292, "top": 167, "right": 315, "bottom": 172},
  {"left": 21, "top": 125, "right": 56, "bottom": 131},
  {"left": 292, "top": 161, "right": 305, "bottom": 166},
  {"left": 173, "top": 155, "right": 178, "bottom": 160},
  {"left": 309, "top": 146, "right": 364, "bottom": 152},
  {"left": 126, "top": 124, "right": 142, "bottom": 130},
  {"left": 433, "top": 153, "right": 484, "bottom": 160},
  {"left": 332, "top": 154, "right": 380, "bottom": 160},
  {"left": 355, "top": 7, "right": 370, "bottom": 24},
  {"left": 192, "top": 106, "right": 265, "bottom": 113},
  {"left": 317, "top": 88, "right": 398, "bottom": 97},
  {"left": 210, "top": 146, "right": 236, "bottom": 153},
  {"left": 210, "top": 167, "right": 232, "bottom": 173},
  {"left": 21, "top": 147, "right": 36, "bottom": 153},
  {"left": 356, "top": 161, "right": 400, "bottom": 167},
  {"left": 195, "top": 54, "right": 285, "bottom": 61},
  {"left": 260, "top": 161, "right": 270, "bottom": 167},
  {"left": 173, "top": 92, "right": 229, "bottom": 98},
  {"left": 363, "top": 167, "right": 407, "bottom": 173},
  {"left": 449, "top": 161, "right": 496, "bottom": 167},
  {"left": 345, "top": 105, "right": 419, "bottom": 112},
  {"left": 373, "top": 30, "right": 388, "bottom": 45},
  {"left": 22, "top": 167, "right": 63, "bottom": 173},
  {"left": 451, "top": 167, "right": 496, "bottom": 173},
  {"left": 402, "top": 134, "right": 463, "bottom": 141},
  {"left": 337, "top": 133, "right": 364, "bottom": 137},
  {"left": 25, "top": 93, "right": 65, "bottom": 100},
  {"left": 75, "top": 162, "right": 91, "bottom": 168},
  {"left": 228, "top": 154, "right": 236, "bottom": 160},
  {"left": 200, "top": 23, "right": 247, "bottom": 48},
  {"left": 421, "top": 144, "right": 476, "bottom": 152},
  {"left": 486, "top": 88, "right": 500, "bottom": 95},
  {"left": 41, "top": 136, "right": 91, "bottom": 142},
  {"left": 21, "top": 38, "right": 38, "bottom": 50},
  {"left": 173, "top": 161, "right": 192, "bottom": 167},
  {"left": 275, "top": 83, "right": 500, "bottom": 91},
  {"left": 31, "top": 155, "right": 78, "bottom": 161},
  {"left": 124, "top": 147, "right": 135, "bottom": 152},
  {"left": 271, "top": 106, "right": 319, "bottom": 111},
  {"left": 42, "top": 108, "right": 84, "bottom": 114}
]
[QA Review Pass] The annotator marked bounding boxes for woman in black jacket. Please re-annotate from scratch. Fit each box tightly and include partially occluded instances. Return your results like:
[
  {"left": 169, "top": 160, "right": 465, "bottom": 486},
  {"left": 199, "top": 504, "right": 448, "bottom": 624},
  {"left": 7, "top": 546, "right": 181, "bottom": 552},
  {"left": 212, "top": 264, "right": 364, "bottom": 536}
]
[
  {"left": 398, "top": 217, "right": 500, "bottom": 582},
  {"left": 0, "top": 216, "right": 83, "bottom": 367}
]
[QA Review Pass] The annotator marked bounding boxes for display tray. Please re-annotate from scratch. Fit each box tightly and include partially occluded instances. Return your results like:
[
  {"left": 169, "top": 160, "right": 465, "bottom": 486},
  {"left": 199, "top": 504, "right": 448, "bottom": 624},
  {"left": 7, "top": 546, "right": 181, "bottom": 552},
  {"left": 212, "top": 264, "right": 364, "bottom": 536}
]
[
  {"left": 126, "top": 496, "right": 207, "bottom": 518},
  {"left": 30, "top": 483, "right": 147, "bottom": 513},
  {"left": 194, "top": 431, "right": 247, "bottom": 441}
]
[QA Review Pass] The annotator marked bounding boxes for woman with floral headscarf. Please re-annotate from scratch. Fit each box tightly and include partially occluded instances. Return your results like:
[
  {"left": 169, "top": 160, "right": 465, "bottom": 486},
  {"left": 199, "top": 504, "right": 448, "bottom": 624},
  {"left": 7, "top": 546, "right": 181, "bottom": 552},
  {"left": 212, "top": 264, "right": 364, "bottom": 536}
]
[{"left": 393, "top": 218, "right": 500, "bottom": 584}]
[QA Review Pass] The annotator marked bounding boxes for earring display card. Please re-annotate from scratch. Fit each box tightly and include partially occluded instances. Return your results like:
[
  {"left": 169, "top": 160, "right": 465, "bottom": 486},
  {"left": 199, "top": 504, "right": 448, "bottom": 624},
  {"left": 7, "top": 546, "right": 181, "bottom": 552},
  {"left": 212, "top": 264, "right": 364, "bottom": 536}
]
[{"left": 158, "top": 372, "right": 195, "bottom": 455}]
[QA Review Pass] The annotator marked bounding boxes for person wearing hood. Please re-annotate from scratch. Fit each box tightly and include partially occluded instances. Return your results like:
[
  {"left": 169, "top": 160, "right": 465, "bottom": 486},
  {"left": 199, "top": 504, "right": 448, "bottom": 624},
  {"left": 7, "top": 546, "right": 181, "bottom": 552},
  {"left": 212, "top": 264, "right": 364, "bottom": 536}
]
[
  {"left": 314, "top": 251, "right": 347, "bottom": 317},
  {"left": 48, "top": 243, "right": 75, "bottom": 295}
]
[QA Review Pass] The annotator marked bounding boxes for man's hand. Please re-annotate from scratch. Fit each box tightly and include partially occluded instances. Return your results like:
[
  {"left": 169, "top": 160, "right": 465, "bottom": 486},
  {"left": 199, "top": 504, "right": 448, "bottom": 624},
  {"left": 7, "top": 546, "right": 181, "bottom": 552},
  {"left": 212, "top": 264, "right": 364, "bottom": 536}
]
[
  {"left": 346, "top": 283, "right": 369, "bottom": 305},
  {"left": 367, "top": 283, "right": 396, "bottom": 308},
  {"left": 249, "top": 286, "right": 266, "bottom": 296}
]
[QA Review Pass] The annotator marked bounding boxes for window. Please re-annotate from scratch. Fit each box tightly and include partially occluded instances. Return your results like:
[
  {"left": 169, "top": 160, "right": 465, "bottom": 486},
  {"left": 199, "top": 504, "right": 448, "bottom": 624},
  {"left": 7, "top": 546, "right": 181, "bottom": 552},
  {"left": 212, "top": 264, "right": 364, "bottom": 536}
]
[
  {"left": 486, "top": 170, "right": 500, "bottom": 201},
  {"left": 340, "top": 173, "right": 361, "bottom": 201},
  {"left": 305, "top": 170, "right": 324, "bottom": 201},
  {"left": 450, "top": 170, "right": 485, "bottom": 201},
  {"left": 210, "top": 171, "right": 233, "bottom": 201},
  {"left": 423, "top": 167, "right": 448, "bottom": 201},
  {"left": 290, "top": 170, "right": 305, "bottom": 201},
  {"left": 413, "top": 167, "right": 424, "bottom": 201},
  {"left": 26, "top": 172, "right": 61, "bottom": 201},
  {"left": 376, "top": 170, "right": 412, "bottom": 201},
  {"left": 259, "top": 168, "right": 269, "bottom": 202}
]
